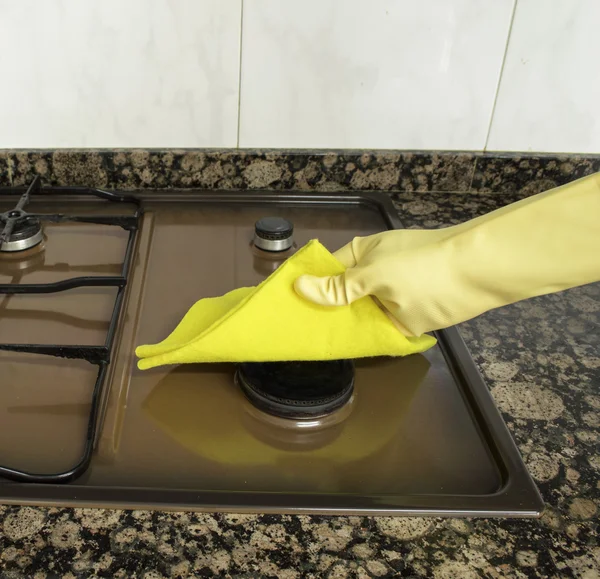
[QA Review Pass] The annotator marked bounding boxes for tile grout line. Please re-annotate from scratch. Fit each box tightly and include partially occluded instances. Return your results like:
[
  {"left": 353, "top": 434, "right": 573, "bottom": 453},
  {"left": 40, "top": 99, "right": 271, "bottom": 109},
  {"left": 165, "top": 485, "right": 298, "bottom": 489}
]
[
  {"left": 236, "top": 0, "right": 245, "bottom": 149},
  {"left": 483, "top": 0, "right": 518, "bottom": 153}
]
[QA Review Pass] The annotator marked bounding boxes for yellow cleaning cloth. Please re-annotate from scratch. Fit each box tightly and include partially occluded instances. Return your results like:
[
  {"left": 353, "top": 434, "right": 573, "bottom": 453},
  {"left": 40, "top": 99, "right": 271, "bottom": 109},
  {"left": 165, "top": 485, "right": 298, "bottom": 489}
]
[{"left": 136, "top": 240, "right": 436, "bottom": 369}]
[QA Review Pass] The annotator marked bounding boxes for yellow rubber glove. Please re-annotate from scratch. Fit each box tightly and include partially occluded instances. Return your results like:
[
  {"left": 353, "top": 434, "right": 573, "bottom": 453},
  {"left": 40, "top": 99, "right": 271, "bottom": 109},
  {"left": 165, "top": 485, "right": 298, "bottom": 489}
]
[{"left": 295, "top": 173, "right": 600, "bottom": 337}]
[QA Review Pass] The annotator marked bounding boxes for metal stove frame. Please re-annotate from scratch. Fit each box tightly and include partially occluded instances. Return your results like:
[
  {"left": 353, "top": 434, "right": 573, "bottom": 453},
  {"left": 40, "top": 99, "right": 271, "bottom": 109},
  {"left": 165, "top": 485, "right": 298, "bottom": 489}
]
[{"left": 0, "top": 186, "right": 544, "bottom": 517}]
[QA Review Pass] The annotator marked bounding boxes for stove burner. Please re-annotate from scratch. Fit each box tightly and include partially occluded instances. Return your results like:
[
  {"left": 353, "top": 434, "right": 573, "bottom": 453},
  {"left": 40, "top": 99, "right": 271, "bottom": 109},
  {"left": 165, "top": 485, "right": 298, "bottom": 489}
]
[
  {"left": 236, "top": 360, "right": 355, "bottom": 420},
  {"left": 0, "top": 216, "right": 43, "bottom": 252},
  {"left": 254, "top": 217, "right": 294, "bottom": 252},
  {"left": 0, "top": 180, "right": 45, "bottom": 253}
]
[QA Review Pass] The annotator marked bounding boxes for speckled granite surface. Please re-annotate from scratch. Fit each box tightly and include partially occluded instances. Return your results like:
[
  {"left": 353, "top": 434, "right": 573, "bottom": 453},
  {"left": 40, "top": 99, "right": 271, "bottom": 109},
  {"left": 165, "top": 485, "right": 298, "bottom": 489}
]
[
  {"left": 1, "top": 149, "right": 599, "bottom": 194},
  {"left": 0, "top": 189, "right": 598, "bottom": 578},
  {"left": 470, "top": 154, "right": 600, "bottom": 195},
  {"left": 0, "top": 150, "right": 475, "bottom": 192}
]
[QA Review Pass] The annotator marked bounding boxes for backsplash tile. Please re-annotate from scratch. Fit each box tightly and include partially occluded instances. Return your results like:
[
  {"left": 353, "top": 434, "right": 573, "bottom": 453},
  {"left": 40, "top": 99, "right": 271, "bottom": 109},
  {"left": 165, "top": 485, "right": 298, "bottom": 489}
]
[
  {"left": 487, "top": 0, "right": 600, "bottom": 154},
  {"left": 239, "top": 0, "right": 514, "bottom": 150},
  {"left": 0, "top": 0, "right": 242, "bottom": 148}
]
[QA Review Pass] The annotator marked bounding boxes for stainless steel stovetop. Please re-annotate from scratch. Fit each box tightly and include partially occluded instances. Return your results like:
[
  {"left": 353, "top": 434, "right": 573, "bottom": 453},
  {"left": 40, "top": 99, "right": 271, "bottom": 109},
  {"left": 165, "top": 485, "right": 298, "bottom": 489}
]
[{"left": 0, "top": 178, "right": 543, "bottom": 517}]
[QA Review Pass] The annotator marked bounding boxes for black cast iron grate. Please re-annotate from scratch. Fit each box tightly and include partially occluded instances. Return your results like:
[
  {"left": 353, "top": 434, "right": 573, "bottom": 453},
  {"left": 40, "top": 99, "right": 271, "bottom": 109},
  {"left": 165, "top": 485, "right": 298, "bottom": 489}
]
[{"left": 0, "top": 176, "right": 141, "bottom": 483}]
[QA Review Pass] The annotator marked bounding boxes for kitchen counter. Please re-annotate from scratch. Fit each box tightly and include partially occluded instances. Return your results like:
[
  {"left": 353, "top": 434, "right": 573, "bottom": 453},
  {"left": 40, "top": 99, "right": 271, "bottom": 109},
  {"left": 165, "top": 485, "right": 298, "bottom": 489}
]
[{"left": 0, "top": 191, "right": 598, "bottom": 579}]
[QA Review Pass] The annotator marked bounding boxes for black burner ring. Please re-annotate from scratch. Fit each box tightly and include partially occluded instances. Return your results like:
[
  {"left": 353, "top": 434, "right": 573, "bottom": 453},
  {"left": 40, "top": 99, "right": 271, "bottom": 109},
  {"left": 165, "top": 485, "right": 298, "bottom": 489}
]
[
  {"left": 237, "top": 360, "right": 355, "bottom": 419},
  {"left": 8, "top": 218, "right": 41, "bottom": 240}
]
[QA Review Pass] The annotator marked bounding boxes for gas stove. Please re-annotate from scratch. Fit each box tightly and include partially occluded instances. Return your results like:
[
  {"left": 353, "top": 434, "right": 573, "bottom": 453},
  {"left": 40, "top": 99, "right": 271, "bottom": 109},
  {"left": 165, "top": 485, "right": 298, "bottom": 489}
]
[{"left": 0, "top": 179, "right": 543, "bottom": 517}]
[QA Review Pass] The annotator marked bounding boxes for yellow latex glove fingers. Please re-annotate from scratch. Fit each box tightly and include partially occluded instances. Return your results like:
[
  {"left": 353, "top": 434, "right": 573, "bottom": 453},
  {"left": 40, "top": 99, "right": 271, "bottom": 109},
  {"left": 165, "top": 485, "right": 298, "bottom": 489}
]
[
  {"left": 295, "top": 229, "right": 451, "bottom": 336},
  {"left": 296, "top": 173, "right": 600, "bottom": 337},
  {"left": 295, "top": 215, "right": 482, "bottom": 312}
]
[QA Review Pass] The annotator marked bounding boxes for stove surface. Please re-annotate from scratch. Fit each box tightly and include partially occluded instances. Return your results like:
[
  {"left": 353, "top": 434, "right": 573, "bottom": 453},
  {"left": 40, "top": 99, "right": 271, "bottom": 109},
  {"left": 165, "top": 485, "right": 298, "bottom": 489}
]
[{"left": 0, "top": 185, "right": 543, "bottom": 516}]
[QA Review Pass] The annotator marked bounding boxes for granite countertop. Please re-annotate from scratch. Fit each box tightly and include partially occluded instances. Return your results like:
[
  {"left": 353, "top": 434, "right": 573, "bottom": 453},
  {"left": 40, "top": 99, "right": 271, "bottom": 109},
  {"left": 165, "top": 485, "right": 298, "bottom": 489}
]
[{"left": 0, "top": 190, "right": 599, "bottom": 579}]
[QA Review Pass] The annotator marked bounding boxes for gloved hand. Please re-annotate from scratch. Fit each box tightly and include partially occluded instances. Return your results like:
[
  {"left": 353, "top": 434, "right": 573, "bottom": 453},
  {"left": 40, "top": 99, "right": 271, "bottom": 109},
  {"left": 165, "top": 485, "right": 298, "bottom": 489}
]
[{"left": 295, "top": 173, "right": 600, "bottom": 337}]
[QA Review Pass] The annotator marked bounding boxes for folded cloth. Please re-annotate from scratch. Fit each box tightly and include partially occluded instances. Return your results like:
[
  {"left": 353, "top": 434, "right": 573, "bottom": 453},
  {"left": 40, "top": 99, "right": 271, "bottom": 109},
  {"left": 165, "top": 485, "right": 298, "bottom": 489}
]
[{"left": 135, "top": 239, "right": 436, "bottom": 370}]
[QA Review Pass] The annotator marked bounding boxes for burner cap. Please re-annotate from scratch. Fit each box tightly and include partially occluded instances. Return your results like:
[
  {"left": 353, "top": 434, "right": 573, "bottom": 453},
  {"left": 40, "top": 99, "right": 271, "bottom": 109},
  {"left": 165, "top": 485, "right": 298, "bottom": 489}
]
[
  {"left": 254, "top": 217, "right": 294, "bottom": 252},
  {"left": 236, "top": 360, "right": 354, "bottom": 419},
  {"left": 0, "top": 216, "right": 43, "bottom": 252}
]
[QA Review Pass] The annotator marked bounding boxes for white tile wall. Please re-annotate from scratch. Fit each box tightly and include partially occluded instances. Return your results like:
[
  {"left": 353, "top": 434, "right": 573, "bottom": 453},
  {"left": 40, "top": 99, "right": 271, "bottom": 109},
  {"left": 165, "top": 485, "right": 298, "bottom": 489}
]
[
  {"left": 487, "top": 0, "right": 600, "bottom": 154},
  {"left": 0, "top": 0, "right": 242, "bottom": 148},
  {"left": 0, "top": 0, "right": 598, "bottom": 152},
  {"left": 238, "top": 0, "right": 514, "bottom": 150}
]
